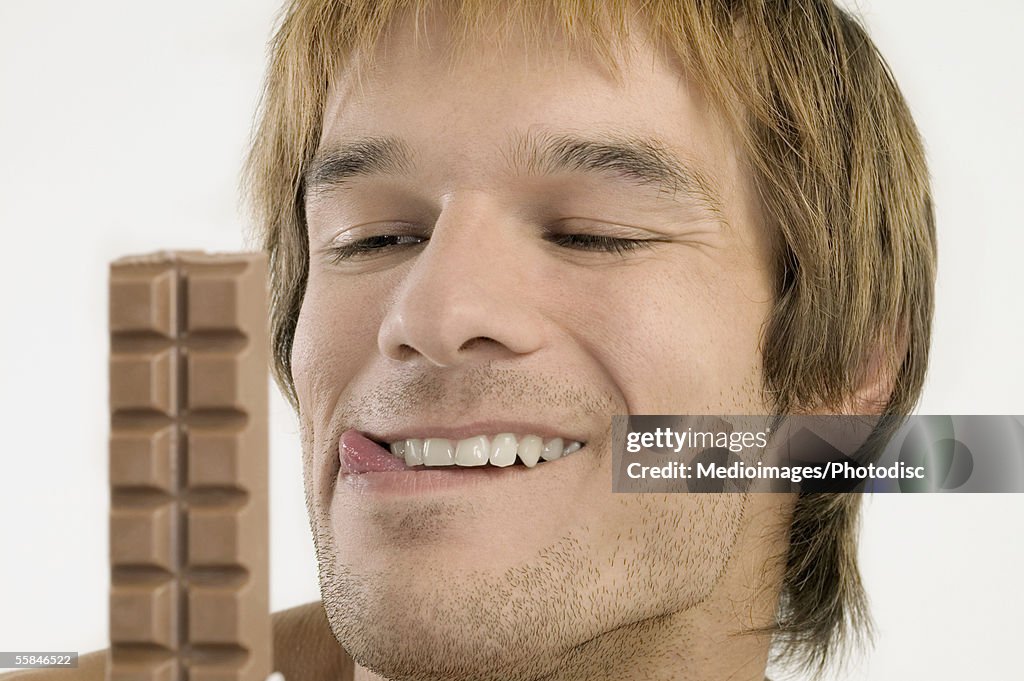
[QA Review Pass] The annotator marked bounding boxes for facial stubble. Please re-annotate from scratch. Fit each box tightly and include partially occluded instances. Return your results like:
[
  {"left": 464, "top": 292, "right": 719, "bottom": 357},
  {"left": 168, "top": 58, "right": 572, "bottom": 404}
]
[{"left": 300, "top": 371, "right": 751, "bottom": 681}]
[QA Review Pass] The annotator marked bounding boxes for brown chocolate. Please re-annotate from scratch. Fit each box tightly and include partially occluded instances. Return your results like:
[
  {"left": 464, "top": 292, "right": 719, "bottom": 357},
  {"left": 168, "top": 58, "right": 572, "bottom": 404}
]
[{"left": 108, "top": 252, "right": 272, "bottom": 681}]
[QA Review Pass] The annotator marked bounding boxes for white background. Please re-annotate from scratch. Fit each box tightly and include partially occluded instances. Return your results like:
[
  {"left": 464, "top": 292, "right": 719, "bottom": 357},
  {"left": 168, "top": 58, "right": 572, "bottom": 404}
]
[{"left": 1, "top": 2, "right": 1021, "bottom": 679}]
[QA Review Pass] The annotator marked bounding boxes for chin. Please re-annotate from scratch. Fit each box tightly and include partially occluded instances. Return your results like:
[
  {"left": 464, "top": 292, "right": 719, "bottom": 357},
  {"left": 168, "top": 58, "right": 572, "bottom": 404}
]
[{"left": 317, "top": 551, "right": 579, "bottom": 681}]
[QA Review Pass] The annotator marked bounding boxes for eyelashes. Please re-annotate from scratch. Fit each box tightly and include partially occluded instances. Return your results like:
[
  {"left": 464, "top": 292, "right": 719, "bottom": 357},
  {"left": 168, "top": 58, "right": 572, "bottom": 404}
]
[
  {"left": 327, "top": 234, "right": 424, "bottom": 263},
  {"left": 326, "top": 231, "right": 656, "bottom": 263},
  {"left": 544, "top": 233, "right": 656, "bottom": 255}
]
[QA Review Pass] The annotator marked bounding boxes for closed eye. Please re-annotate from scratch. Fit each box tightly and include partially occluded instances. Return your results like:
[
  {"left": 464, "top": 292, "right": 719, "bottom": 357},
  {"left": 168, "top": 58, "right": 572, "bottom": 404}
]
[
  {"left": 546, "top": 233, "right": 657, "bottom": 255},
  {"left": 326, "top": 234, "right": 426, "bottom": 263}
]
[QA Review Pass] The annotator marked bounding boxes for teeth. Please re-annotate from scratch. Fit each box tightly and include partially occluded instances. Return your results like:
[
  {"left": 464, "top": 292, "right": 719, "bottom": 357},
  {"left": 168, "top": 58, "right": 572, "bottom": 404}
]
[
  {"left": 387, "top": 434, "right": 584, "bottom": 468},
  {"left": 455, "top": 435, "right": 489, "bottom": 466},
  {"left": 542, "top": 437, "right": 563, "bottom": 461},
  {"left": 405, "top": 439, "right": 424, "bottom": 466},
  {"left": 518, "top": 435, "right": 543, "bottom": 467},
  {"left": 422, "top": 438, "right": 455, "bottom": 466},
  {"left": 489, "top": 433, "right": 518, "bottom": 467}
]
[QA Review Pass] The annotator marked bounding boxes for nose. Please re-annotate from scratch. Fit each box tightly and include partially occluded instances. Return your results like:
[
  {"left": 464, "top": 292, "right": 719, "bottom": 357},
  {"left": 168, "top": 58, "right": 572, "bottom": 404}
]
[{"left": 377, "top": 198, "right": 545, "bottom": 367}]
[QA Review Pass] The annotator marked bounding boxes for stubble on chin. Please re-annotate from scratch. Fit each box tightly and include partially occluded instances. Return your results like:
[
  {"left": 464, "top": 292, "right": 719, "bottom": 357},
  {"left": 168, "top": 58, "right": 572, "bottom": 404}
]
[
  {"left": 307, "top": 488, "right": 748, "bottom": 681},
  {"left": 295, "top": 370, "right": 762, "bottom": 681}
]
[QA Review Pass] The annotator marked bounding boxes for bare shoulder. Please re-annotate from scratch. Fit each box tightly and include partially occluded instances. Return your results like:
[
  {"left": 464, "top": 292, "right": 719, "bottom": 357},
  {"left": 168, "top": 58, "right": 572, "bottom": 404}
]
[
  {"left": 272, "top": 600, "right": 354, "bottom": 681},
  {"left": 0, "top": 601, "right": 353, "bottom": 681}
]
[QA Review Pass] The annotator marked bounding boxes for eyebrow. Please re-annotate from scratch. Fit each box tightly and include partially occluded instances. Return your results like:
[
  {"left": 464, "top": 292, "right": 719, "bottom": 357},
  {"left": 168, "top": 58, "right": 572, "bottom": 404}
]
[
  {"left": 506, "top": 130, "right": 724, "bottom": 218},
  {"left": 305, "top": 130, "right": 724, "bottom": 219},
  {"left": 305, "top": 137, "right": 414, "bottom": 194}
]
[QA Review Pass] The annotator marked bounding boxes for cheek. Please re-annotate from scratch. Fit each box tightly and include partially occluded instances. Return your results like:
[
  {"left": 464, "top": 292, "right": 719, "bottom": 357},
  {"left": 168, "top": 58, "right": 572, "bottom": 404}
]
[
  {"left": 291, "top": 275, "right": 382, "bottom": 425},
  {"left": 562, "top": 260, "right": 770, "bottom": 413}
]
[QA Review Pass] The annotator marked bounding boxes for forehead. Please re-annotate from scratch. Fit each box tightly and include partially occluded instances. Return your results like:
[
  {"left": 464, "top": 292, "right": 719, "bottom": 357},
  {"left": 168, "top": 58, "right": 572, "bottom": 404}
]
[
  {"left": 308, "top": 5, "right": 756, "bottom": 236},
  {"left": 318, "top": 7, "right": 728, "bottom": 158}
]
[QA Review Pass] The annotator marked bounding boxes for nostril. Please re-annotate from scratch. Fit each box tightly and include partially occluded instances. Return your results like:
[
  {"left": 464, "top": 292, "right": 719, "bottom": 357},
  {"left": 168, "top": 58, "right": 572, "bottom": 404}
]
[
  {"left": 394, "top": 343, "right": 418, "bottom": 360},
  {"left": 458, "top": 337, "right": 497, "bottom": 352}
]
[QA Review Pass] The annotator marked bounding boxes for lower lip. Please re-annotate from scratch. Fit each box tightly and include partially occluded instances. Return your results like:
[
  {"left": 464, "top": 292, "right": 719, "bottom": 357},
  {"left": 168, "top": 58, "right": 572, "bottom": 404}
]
[{"left": 336, "top": 429, "right": 574, "bottom": 495}]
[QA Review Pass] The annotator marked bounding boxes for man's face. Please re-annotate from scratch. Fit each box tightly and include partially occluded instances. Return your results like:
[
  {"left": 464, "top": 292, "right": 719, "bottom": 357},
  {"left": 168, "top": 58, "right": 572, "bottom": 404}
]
[{"left": 293, "top": 11, "right": 778, "bottom": 681}]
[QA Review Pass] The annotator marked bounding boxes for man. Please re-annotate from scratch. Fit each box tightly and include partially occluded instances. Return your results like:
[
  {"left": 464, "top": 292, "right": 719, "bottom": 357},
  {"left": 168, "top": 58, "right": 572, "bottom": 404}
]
[
  {"left": 247, "top": 0, "right": 933, "bottom": 678},
  {"left": 4, "top": 1, "right": 934, "bottom": 680}
]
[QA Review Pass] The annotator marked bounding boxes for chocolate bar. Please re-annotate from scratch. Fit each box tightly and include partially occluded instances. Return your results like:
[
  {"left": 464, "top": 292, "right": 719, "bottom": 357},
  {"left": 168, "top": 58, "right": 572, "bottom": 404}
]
[{"left": 108, "top": 252, "right": 271, "bottom": 681}]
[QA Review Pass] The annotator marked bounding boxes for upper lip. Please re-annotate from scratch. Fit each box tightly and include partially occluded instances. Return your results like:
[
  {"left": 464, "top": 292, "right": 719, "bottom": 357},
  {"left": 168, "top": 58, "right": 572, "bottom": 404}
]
[{"left": 364, "top": 421, "right": 589, "bottom": 445}]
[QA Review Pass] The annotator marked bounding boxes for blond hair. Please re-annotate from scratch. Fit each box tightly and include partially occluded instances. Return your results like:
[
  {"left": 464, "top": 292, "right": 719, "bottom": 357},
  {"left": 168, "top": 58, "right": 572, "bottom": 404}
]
[{"left": 245, "top": 0, "right": 937, "bottom": 674}]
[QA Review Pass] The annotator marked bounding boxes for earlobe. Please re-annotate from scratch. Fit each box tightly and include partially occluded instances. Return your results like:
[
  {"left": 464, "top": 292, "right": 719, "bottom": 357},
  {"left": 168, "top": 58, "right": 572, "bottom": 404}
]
[{"left": 846, "top": 323, "right": 907, "bottom": 415}]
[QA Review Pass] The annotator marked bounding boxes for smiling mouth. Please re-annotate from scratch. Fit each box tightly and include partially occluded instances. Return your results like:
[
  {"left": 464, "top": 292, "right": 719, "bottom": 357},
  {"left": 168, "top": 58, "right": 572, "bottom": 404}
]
[{"left": 376, "top": 434, "right": 586, "bottom": 468}]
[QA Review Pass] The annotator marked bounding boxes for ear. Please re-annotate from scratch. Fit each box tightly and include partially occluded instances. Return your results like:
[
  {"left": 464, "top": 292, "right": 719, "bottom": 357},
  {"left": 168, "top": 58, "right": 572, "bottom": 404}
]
[{"left": 844, "top": 323, "right": 907, "bottom": 415}]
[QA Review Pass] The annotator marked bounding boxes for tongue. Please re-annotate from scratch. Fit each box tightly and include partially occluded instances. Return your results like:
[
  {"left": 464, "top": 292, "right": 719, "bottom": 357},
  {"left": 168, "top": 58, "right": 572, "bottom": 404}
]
[{"left": 339, "top": 430, "right": 410, "bottom": 474}]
